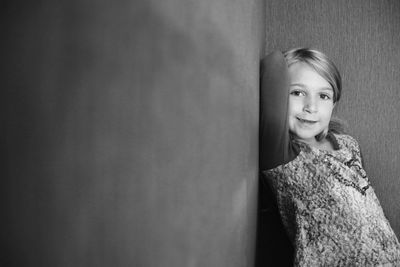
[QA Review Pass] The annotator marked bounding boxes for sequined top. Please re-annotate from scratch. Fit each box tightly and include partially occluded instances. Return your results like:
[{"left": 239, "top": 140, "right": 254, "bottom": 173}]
[
  {"left": 259, "top": 51, "right": 400, "bottom": 266},
  {"left": 263, "top": 134, "right": 400, "bottom": 266}
]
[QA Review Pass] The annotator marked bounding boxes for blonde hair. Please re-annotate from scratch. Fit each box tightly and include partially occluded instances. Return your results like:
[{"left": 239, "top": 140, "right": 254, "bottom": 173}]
[{"left": 283, "top": 48, "right": 346, "bottom": 139}]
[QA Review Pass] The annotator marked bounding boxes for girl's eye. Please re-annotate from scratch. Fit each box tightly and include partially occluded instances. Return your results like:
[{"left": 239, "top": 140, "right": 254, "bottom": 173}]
[
  {"left": 320, "top": 93, "right": 332, "bottom": 100},
  {"left": 290, "top": 90, "right": 304, "bottom": 96}
]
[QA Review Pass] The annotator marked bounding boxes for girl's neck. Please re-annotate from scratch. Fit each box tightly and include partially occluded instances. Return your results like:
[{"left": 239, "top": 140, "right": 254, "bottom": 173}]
[
  {"left": 296, "top": 136, "right": 336, "bottom": 151},
  {"left": 314, "top": 138, "right": 336, "bottom": 151}
]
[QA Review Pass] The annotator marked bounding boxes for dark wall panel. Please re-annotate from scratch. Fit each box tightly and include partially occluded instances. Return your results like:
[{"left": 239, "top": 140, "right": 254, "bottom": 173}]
[
  {"left": 2, "top": 0, "right": 264, "bottom": 266},
  {"left": 260, "top": 0, "right": 400, "bottom": 264}
]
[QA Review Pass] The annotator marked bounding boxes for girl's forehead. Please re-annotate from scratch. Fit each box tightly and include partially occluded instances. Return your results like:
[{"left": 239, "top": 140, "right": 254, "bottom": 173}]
[
  {"left": 288, "top": 62, "right": 319, "bottom": 77},
  {"left": 288, "top": 62, "right": 331, "bottom": 89}
]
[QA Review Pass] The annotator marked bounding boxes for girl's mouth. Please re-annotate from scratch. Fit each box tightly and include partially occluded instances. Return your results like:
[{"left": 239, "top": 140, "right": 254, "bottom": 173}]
[{"left": 297, "top": 117, "right": 317, "bottom": 124}]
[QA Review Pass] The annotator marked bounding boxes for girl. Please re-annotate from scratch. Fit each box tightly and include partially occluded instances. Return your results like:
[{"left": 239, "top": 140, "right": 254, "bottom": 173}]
[{"left": 260, "top": 48, "right": 400, "bottom": 266}]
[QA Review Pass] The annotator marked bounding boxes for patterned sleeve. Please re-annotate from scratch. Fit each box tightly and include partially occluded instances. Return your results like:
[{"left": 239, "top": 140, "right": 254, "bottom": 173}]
[
  {"left": 347, "top": 135, "right": 367, "bottom": 169},
  {"left": 259, "top": 51, "right": 292, "bottom": 171},
  {"left": 358, "top": 143, "right": 366, "bottom": 168},
  {"left": 343, "top": 134, "right": 371, "bottom": 189}
]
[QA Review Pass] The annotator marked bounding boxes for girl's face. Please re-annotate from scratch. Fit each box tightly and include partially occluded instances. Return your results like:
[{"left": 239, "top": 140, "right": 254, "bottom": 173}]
[{"left": 288, "top": 62, "right": 335, "bottom": 145}]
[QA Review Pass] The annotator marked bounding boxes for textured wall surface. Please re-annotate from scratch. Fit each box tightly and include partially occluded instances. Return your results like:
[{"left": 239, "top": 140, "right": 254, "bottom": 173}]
[
  {"left": 259, "top": 0, "right": 400, "bottom": 265},
  {"left": 2, "top": 0, "right": 264, "bottom": 266}
]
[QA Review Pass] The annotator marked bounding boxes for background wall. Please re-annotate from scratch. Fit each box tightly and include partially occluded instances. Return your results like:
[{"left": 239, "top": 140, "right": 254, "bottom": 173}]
[
  {"left": 258, "top": 0, "right": 400, "bottom": 265},
  {"left": 1, "top": 0, "right": 264, "bottom": 266}
]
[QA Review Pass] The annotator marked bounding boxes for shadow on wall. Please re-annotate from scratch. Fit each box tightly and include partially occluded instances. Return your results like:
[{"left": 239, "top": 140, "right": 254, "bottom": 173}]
[
  {"left": 2, "top": 0, "right": 264, "bottom": 266},
  {"left": 255, "top": 178, "right": 294, "bottom": 267}
]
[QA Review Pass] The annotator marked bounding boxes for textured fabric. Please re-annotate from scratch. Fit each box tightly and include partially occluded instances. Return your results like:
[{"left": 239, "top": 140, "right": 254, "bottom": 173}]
[{"left": 263, "top": 133, "right": 400, "bottom": 266}]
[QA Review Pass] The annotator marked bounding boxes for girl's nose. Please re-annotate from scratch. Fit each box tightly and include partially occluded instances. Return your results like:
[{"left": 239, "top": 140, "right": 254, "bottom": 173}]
[{"left": 303, "top": 97, "right": 317, "bottom": 113}]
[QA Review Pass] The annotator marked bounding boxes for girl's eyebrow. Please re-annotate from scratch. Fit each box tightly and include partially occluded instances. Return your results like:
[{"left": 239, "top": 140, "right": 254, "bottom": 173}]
[
  {"left": 319, "top": 87, "right": 334, "bottom": 92},
  {"left": 290, "top": 83, "right": 333, "bottom": 91},
  {"left": 289, "top": 83, "right": 305, "bottom": 87}
]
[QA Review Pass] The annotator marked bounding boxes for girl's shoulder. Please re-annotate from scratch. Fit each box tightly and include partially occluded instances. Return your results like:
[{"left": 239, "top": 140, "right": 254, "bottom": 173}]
[
  {"left": 333, "top": 133, "right": 357, "bottom": 143},
  {"left": 331, "top": 133, "right": 361, "bottom": 152}
]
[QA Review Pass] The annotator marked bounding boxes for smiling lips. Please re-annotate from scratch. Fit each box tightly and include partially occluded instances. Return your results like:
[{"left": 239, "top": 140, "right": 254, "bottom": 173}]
[{"left": 297, "top": 117, "right": 317, "bottom": 124}]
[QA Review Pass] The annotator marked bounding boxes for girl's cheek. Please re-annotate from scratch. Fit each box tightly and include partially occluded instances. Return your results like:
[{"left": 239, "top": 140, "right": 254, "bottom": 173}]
[{"left": 289, "top": 101, "right": 301, "bottom": 113}]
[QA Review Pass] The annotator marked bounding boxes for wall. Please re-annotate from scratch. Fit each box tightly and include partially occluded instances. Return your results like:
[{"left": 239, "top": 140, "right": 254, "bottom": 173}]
[
  {"left": 1, "top": 0, "right": 264, "bottom": 266},
  {"left": 259, "top": 0, "right": 400, "bottom": 265}
]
